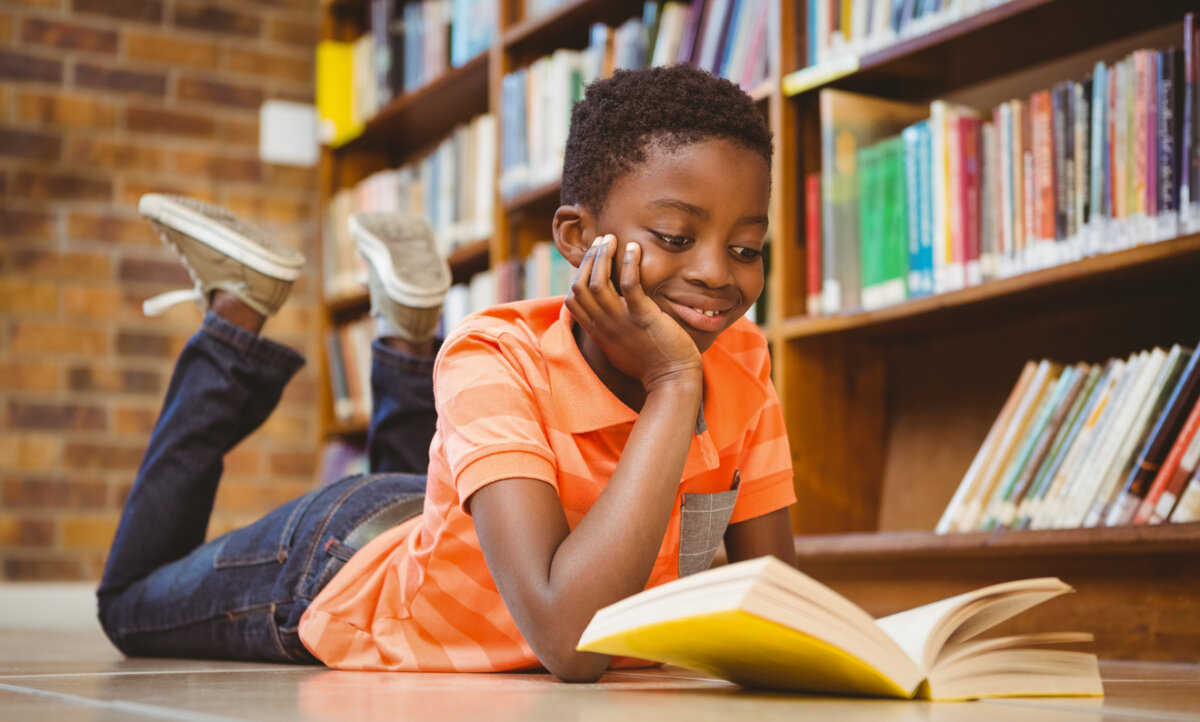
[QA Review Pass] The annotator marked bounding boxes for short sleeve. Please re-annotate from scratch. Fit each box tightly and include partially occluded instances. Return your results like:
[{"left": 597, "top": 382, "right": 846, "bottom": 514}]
[
  {"left": 434, "top": 329, "right": 558, "bottom": 512},
  {"left": 728, "top": 346, "right": 795, "bottom": 525}
]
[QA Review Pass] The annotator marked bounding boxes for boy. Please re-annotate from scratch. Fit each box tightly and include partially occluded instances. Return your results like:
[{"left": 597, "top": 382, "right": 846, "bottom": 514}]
[{"left": 98, "top": 64, "right": 796, "bottom": 683}]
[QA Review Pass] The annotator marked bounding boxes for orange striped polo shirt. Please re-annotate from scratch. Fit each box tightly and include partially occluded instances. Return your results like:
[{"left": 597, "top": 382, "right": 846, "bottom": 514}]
[{"left": 298, "top": 297, "right": 795, "bottom": 672}]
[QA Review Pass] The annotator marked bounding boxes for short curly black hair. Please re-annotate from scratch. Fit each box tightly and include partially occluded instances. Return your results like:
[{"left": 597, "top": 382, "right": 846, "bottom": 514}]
[{"left": 561, "top": 64, "right": 773, "bottom": 214}]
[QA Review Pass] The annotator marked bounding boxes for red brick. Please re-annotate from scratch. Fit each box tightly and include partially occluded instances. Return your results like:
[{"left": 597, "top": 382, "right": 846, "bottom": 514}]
[
  {"left": 68, "top": 364, "right": 161, "bottom": 395},
  {"left": 71, "top": 0, "right": 163, "bottom": 23},
  {"left": 16, "top": 90, "right": 118, "bottom": 129},
  {"left": 117, "top": 256, "right": 190, "bottom": 285},
  {"left": 118, "top": 180, "right": 216, "bottom": 208},
  {"left": 125, "top": 29, "right": 220, "bottom": 68},
  {"left": 174, "top": 3, "right": 260, "bottom": 37},
  {"left": 125, "top": 105, "right": 216, "bottom": 138},
  {"left": 174, "top": 150, "right": 261, "bottom": 183},
  {"left": 4, "top": 0, "right": 65, "bottom": 9},
  {"left": 22, "top": 17, "right": 119, "bottom": 53},
  {"left": 68, "top": 211, "right": 158, "bottom": 245},
  {"left": 8, "top": 401, "right": 107, "bottom": 431},
  {"left": 9, "top": 321, "right": 108, "bottom": 354},
  {"left": 64, "top": 138, "right": 165, "bottom": 172},
  {"left": 268, "top": 450, "right": 317, "bottom": 477},
  {"left": 224, "top": 446, "right": 260, "bottom": 474},
  {"left": 0, "top": 279, "right": 58, "bottom": 313},
  {"left": 0, "top": 207, "right": 57, "bottom": 241},
  {"left": 213, "top": 480, "right": 308, "bottom": 514},
  {"left": 0, "top": 516, "right": 55, "bottom": 547},
  {"left": 263, "top": 164, "right": 318, "bottom": 191},
  {"left": 60, "top": 515, "right": 119, "bottom": 549},
  {"left": 177, "top": 75, "right": 263, "bottom": 109},
  {"left": 75, "top": 62, "right": 167, "bottom": 96},
  {"left": 0, "top": 12, "right": 13, "bottom": 44},
  {"left": 0, "top": 49, "right": 62, "bottom": 83},
  {"left": 267, "top": 16, "right": 319, "bottom": 48},
  {"left": 62, "top": 285, "right": 121, "bottom": 318},
  {"left": 0, "top": 127, "right": 61, "bottom": 161},
  {"left": 218, "top": 116, "right": 259, "bottom": 146},
  {"left": 4, "top": 556, "right": 88, "bottom": 580},
  {"left": 115, "top": 329, "right": 170, "bottom": 358},
  {"left": 10, "top": 248, "right": 111, "bottom": 281},
  {"left": 3, "top": 477, "right": 109, "bottom": 510},
  {"left": 114, "top": 405, "right": 157, "bottom": 435},
  {"left": 9, "top": 170, "right": 111, "bottom": 202},
  {"left": 63, "top": 442, "right": 144, "bottom": 472},
  {"left": 0, "top": 361, "right": 58, "bottom": 392},
  {"left": 227, "top": 48, "right": 313, "bottom": 85}
]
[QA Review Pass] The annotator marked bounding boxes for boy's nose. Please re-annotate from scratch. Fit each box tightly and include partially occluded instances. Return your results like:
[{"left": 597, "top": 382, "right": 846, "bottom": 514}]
[{"left": 683, "top": 243, "right": 732, "bottom": 288}]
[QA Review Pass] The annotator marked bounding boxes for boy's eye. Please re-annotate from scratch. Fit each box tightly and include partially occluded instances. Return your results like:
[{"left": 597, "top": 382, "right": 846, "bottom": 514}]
[
  {"left": 651, "top": 231, "right": 692, "bottom": 247},
  {"left": 731, "top": 246, "right": 762, "bottom": 261}
]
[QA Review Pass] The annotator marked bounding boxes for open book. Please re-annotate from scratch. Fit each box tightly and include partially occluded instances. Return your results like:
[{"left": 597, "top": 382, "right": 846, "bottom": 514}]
[{"left": 577, "top": 556, "right": 1103, "bottom": 700}]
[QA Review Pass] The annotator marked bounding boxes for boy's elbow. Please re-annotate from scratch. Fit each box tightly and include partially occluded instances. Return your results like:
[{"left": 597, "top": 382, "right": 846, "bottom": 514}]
[{"left": 540, "top": 647, "right": 609, "bottom": 683}]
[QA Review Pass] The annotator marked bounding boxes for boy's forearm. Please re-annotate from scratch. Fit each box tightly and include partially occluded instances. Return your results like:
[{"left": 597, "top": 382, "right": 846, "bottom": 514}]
[{"left": 537, "top": 376, "right": 702, "bottom": 680}]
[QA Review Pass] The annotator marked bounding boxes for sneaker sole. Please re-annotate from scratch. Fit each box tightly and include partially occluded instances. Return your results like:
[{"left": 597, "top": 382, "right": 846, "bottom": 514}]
[
  {"left": 348, "top": 215, "right": 450, "bottom": 309},
  {"left": 139, "top": 194, "right": 304, "bottom": 281}
]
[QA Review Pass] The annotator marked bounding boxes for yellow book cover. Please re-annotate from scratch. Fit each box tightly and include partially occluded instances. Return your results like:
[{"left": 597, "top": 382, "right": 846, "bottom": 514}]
[
  {"left": 316, "top": 39, "right": 363, "bottom": 148},
  {"left": 577, "top": 557, "right": 1103, "bottom": 701}
]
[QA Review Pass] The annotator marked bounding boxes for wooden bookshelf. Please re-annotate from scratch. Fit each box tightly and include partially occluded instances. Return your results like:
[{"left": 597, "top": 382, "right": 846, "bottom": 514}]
[{"left": 316, "top": 0, "right": 1200, "bottom": 663}]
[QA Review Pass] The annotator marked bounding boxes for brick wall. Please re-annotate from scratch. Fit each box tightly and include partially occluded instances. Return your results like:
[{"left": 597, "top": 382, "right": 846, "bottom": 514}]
[{"left": 1, "top": 0, "right": 324, "bottom": 580}]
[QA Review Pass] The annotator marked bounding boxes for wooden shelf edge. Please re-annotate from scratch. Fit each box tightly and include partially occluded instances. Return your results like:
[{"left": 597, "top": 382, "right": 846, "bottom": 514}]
[
  {"left": 780, "top": 231, "right": 1200, "bottom": 340},
  {"left": 502, "top": 179, "right": 562, "bottom": 215},
  {"left": 793, "top": 522, "right": 1200, "bottom": 561},
  {"left": 783, "top": 0, "right": 1056, "bottom": 96},
  {"left": 339, "top": 53, "right": 490, "bottom": 154},
  {"left": 325, "top": 420, "right": 368, "bottom": 438}
]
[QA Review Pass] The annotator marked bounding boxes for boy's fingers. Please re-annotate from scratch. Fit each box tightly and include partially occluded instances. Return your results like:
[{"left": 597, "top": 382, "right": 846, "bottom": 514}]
[
  {"left": 589, "top": 235, "right": 623, "bottom": 312},
  {"left": 618, "top": 242, "right": 653, "bottom": 312},
  {"left": 568, "top": 238, "right": 604, "bottom": 318}
]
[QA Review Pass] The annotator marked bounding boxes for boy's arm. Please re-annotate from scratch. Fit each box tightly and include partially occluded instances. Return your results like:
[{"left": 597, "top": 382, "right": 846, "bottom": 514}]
[
  {"left": 723, "top": 507, "right": 796, "bottom": 565},
  {"left": 470, "top": 236, "right": 702, "bottom": 683}
]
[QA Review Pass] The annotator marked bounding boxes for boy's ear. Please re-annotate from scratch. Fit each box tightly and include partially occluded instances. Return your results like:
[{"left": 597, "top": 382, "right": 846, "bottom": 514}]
[{"left": 552, "top": 204, "right": 596, "bottom": 267}]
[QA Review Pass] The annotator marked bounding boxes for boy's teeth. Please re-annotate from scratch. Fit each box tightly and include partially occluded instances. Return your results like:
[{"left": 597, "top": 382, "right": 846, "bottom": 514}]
[{"left": 692, "top": 307, "right": 718, "bottom": 317}]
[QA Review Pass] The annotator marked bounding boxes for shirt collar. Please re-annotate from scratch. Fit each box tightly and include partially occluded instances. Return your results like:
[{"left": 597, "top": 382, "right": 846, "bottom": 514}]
[{"left": 541, "top": 303, "right": 770, "bottom": 451}]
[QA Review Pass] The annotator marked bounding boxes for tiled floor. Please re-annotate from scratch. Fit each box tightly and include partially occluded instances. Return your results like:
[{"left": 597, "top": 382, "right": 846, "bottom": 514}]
[{"left": 1, "top": 623, "right": 1198, "bottom": 722}]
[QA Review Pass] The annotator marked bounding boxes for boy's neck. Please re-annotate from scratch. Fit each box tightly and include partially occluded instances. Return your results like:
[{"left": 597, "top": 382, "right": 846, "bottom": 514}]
[{"left": 573, "top": 322, "right": 647, "bottom": 412}]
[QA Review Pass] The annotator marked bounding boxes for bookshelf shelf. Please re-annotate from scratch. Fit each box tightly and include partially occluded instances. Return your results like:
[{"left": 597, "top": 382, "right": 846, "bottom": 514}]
[
  {"left": 503, "top": 0, "right": 644, "bottom": 60},
  {"left": 793, "top": 521, "right": 1200, "bottom": 562},
  {"left": 786, "top": 0, "right": 1196, "bottom": 100},
  {"left": 777, "top": 232, "right": 1200, "bottom": 341},
  {"left": 340, "top": 53, "right": 490, "bottom": 157},
  {"left": 501, "top": 179, "right": 562, "bottom": 216}
]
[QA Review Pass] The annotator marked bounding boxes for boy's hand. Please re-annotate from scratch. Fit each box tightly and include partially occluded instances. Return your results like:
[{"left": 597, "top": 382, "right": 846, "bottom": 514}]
[{"left": 565, "top": 234, "right": 701, "bottom": 392}]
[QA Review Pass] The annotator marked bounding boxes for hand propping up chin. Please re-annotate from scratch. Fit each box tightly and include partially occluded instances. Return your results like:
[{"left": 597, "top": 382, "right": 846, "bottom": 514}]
[{"left": 565, "top": 234, "right": 702, "bottom": 393}]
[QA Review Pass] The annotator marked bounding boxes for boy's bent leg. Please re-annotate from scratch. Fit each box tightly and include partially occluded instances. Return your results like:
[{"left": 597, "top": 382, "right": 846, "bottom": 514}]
[
  {"left": 97, "top": 313, "right": 305, "bottom": 604},
  {"left": 367, "top": 339, "right": 440, "bottom": 474},
  {"left": 99, "top": 472, "right": 425, "bottom": 663}
]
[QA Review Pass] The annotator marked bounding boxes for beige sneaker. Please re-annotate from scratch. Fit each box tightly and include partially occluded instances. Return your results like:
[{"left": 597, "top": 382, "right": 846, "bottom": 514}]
[
  {"left": 138, "top": 194, "right": 306, "bottom": 318},
  {"left": 349, "top": 213, "right": 451, "bottom": 342}
]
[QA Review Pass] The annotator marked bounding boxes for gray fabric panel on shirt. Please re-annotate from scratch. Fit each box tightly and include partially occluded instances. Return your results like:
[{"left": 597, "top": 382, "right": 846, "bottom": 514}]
[{"left": 677, "top": 487, "right": 739, "bottom": 577}]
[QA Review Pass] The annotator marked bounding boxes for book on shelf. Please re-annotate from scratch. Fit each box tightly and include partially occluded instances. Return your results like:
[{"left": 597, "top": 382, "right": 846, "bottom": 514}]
[
  {"left": 325, "top": 317, "right": 377, "bottom": 426},
  {"left": 805, "top": 171, "right": 822, "bottom": 315},
  {"left": 316, "top": 39, "right": 362, "bottom": 146},
  {"left": 322, "top": 112, "right": 495, "bottom": 300},
  {"left": 809, "top": 13, "right": 1200, "bottom": 318},
  {"left": 499, "top": 0, "right": 772, "bottom": 200},
  {"left": 798, "top": 0, "right": 1018, "bottom": 88},
  {"left": 818, "top": 89, "right": 927, "bottom": 314},
  {"left": 577, "top": 556, "right": 1102, "bottom": 701},
  {"left": 938, "top": 338, "right": 1200, "bottom": 533}
]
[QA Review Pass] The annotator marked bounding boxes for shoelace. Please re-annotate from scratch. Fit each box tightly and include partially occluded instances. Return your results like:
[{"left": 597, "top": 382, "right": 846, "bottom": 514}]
[{"left": 142, "top": 288, "right": 203, "bottom": 317}]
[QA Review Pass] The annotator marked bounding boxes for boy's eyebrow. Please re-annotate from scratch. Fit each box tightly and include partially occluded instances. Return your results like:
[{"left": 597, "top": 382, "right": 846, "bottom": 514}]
[{"left": 647, "top": 198, "right": 769, "bottom": 227}]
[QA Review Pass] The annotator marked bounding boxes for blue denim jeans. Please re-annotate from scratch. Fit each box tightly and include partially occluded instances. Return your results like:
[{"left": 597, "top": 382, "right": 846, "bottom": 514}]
[{"left": 97, "top": 313, "right": 433, "bottom": 663}]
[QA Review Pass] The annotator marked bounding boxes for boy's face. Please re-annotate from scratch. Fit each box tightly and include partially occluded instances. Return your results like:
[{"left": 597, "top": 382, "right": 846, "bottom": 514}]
[{"left": 589, "top": 138, "right": 769, "bottom": 353}]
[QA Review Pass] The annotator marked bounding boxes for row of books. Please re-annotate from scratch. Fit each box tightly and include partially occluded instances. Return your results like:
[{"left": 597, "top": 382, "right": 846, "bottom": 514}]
[
  {"left": 322, "top": 113, "right": 496, "bottom": 300},
  {"left": 326, "top": 316, "right": 377, "bottom": 425},
  {"left": 805, "top": 0, "right": 1015, "bottom": 70},
  {"left": 318, "top": 438, "right": 369, "bottom": 486},
  {"left": 315, "top": 0, "right": 495, "bottom": 145},
  {"left": 937, "top": 338, "right": 1200, "bottom": 534},
  {"left": 810, "top": 14, "right": 1200, "bottom": 315},
  {"left": 499, "top": 0, "right": 774, "bottom": 199}
]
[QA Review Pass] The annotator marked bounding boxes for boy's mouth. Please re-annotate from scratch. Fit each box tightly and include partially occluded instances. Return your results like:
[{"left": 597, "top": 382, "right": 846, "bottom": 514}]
[{"left": 667, "top": 299, "right": 734, "bottom": 333}]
